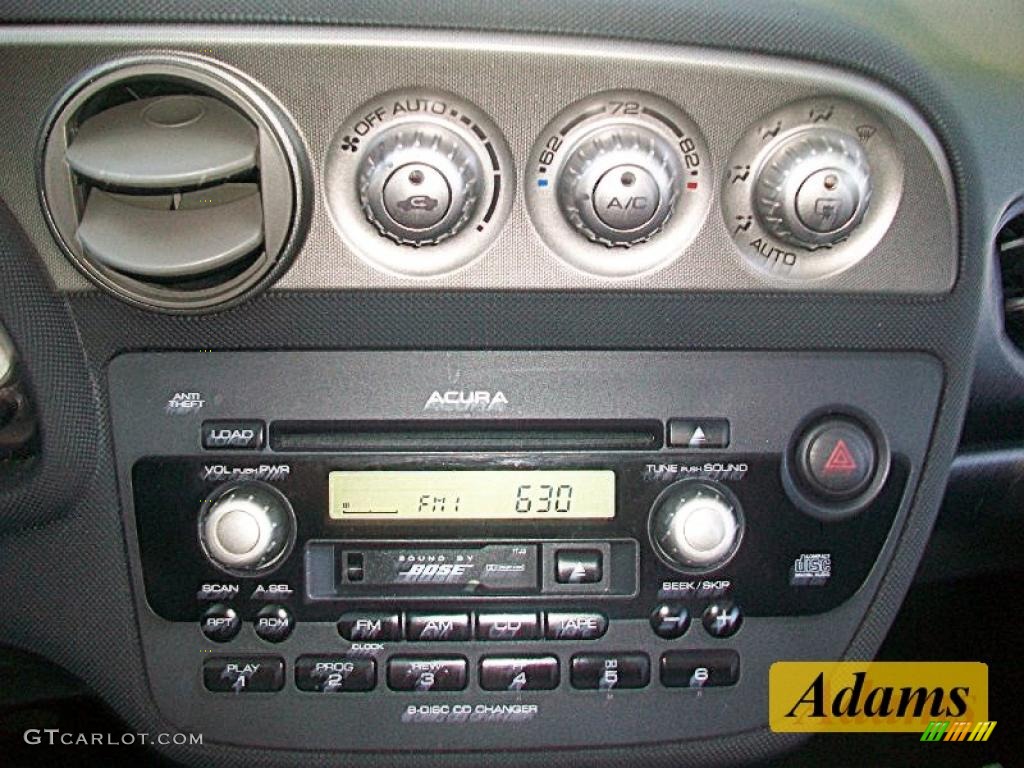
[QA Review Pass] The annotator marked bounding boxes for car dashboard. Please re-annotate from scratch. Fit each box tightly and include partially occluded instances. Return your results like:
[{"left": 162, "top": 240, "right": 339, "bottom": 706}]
[{"left": 0, "top": 2, "right": 1021, "bottom": 767}]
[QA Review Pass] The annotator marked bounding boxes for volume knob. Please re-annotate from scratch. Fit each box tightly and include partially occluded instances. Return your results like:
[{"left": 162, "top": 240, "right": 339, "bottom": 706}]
[
  {"left": 199, "top": 482, "right": 295, "bottom": 575},
  {"left": 649, "top": 480, "right": 743, "bottom": 572},
  {"left": 755, "top": 128, "right": 872, "bottom": 249},
  {"left": 558, "top": 125, "right": 681, "bottom": 247},
  {"left": 357, "top": 124, "right": 482, "bottom": 247}
]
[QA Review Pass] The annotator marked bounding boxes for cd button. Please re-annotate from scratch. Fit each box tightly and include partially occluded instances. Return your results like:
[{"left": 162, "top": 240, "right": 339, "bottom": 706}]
[
  {"left": 570, "top": 653, "right": 650, "bottom": 690},
  {"left": 388, "top": 657, "right": 467, "bottom": 691},
  {"left": 477, "top": 612, "right": 540, "bottom": 641},
  {"left": 200, "top": 603, "right": 240, "bottom": 642},
  {"left": 337, "top": 612, "right": 401, "bottom": 642},
  {"left": 545, "top": 611, "right": 608, "bottom": 640},
  {"left": 480, "top": 657, "right": 559, "bottom": 691},
  {"left": 406, "top": 613, "right": 471, "bottom": 642},
  {"left": 203, "top": 656, "right": 284, "bottom": 692},
  {"left": 555, "top": 549, "right": 603, "bottom": 584},
  {"left": 295, "top": 656, "right": 376, "bottom": 692},
  {"left": 660, "top": 650, "right": 740, "bottom": 688}
]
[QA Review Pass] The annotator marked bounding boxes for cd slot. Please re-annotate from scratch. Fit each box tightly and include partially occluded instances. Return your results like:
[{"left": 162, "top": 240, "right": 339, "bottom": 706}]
[{"left": 270, "top": 419, "right": 663, "bottom": 452}]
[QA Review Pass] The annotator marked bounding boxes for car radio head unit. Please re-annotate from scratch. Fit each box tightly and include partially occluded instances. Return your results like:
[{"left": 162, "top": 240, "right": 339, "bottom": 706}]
[{"left": 108, "top": 350, "right": 941, "bottom": 752}]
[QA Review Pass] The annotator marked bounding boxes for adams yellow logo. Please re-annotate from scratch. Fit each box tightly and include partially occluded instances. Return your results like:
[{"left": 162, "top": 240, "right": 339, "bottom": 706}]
[{"left": 769, "top": 662, "right": 988, "bottom": 733}]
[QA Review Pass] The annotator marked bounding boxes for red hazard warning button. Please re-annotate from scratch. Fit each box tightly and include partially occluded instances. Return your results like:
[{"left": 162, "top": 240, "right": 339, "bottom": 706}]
[{"left": 795, "top": 418, "right": 876, "bottom": 500}]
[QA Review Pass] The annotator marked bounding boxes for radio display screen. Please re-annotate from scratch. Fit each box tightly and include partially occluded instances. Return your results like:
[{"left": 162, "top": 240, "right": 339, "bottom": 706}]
[{"left": 328, "top": 470, "right": 615, "bottom": 521}]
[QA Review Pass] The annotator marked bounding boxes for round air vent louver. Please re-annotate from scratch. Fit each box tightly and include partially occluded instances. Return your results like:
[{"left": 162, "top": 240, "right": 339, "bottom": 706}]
[
  {"left": 999, "top": 208, "right": 1024, "bottom": 346},
  {"left": 39, "top": 56, "right": 308, "bottom": 312}
]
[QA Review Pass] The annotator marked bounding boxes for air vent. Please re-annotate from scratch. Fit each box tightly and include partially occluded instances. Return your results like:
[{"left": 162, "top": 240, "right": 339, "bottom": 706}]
[
  {"left": 999, "top": 209, "right": 1024, "bottom": 346},
  {"left": 40, "top": 56, "right": 307, "bottom": 312}
]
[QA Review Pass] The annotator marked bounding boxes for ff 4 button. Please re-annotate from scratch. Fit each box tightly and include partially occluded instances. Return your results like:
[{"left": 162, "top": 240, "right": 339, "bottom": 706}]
[{"left": 480, "top": 657, "right": 559, "bottom": 691}]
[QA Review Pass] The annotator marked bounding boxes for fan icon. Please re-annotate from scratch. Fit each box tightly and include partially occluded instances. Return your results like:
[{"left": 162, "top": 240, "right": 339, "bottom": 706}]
[{"left": 339, "top": 135, "right": 360, "bottom": 153}]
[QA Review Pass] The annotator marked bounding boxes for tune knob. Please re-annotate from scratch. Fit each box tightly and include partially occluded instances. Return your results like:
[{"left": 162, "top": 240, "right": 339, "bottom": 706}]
[
  {"left": 558, "top": 125, "right": 681, "bottom": 247},
  {"left": 357, "top": 124, "right": 482, "bottom": 247},
  {"left": 649, "top": 480, "right": 743, "bottom": 572},
  {"left": 755, "top": 128, "right": 872, "bottom": 249},
  {"left": 199, "top": 482, "right": 295, "bottom": 575}
]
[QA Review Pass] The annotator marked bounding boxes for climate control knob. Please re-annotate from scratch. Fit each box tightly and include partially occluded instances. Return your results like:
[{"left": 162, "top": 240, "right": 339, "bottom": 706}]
[
  {"left": 557, "top": 125, "right": 681, "bottom": 247},
  {"left": 649, "top": 480, "right": 743, "bottom": 572},
  {"left": 199, "top": 481, "right": 295, "bottom": 575},
  {"left": 357, "top": 124, "right": 482, "bottom": 247},
  {"left": 754, "top": 128, "right": 872, "bottom": 249}
]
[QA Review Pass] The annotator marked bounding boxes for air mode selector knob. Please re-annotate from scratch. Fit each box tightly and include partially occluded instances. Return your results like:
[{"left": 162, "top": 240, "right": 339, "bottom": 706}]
[
  {"left": 558, "top": 125, "right": 681, "bottom": 247},
  {"left": 649, "top": 480, "right": 743, "bottom": 572},
  {"left": 357, "top": 124, "right": 482, "bottom": 247},
  {"left": 199, "top": 481, "right": 295, "bottom": 575},
  {"left": 755, "top": 127, "right": 872, "bottom": 249}
]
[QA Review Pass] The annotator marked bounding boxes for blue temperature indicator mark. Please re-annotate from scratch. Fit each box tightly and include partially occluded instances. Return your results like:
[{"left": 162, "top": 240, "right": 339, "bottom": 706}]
[{"left": 537, "top": 178, "right": 549, "bottom": 187}]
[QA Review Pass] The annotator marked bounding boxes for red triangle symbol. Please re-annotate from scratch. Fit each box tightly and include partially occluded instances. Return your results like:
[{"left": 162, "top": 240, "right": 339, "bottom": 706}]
[{"left": 823, "top": 439, "right": 858, "bottom": 474}]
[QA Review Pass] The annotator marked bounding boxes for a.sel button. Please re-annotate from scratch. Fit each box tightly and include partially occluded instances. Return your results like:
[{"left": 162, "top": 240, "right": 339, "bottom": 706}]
[
  {"left": 571, "top": 653, "right": 650, "bottom": 690},
  {"left": 480, "top": 657, "right": 559, "bottom": 691},
  {"left": 338, "top": 612, "right": 401, "bottom": 641},
  {"left": 660, "top": 650, "right": 740, "bottom": 688},
  {"left": 295, "top": 656, "right": 376, "bottom": 692},
  {"left": 406, "top": 613, "right": 471, "bottom": 641},
  {"left": 477, "top": 612, "right": 540, "bottom": 641},
  {"left": 201, "top": 420, "right": 265, "bottom": 450},
  {"left": 203, "top": 657, "right": 284, "bottom": 693},
  {"left": 388, "top": 657, "right": 468, "bottom": 692},
  {"left": 545, "top": 611, "right": 608, "bottom": 640}
]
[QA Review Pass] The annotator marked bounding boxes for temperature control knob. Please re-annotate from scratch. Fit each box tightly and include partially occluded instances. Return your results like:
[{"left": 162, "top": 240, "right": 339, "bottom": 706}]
[
  {"left": 558, "top": 126, "right": 681, "bottom": 247},
  {"left": 357, "top": 124, "right": 482, "bottom": 247},
  {"left": 199, "top": 482, "right": 295, "bottom": 575},
  {"left": 649, "top": 480, "right": 743, "bottom": 572},
  {"left": 755, "top": 128, "right": 872, "bottom": 249}
]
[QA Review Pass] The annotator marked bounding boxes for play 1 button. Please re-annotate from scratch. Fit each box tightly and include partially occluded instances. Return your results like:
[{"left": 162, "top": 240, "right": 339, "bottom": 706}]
[{"left": 795, "top": 418, "right": 876, "bottom": 500}]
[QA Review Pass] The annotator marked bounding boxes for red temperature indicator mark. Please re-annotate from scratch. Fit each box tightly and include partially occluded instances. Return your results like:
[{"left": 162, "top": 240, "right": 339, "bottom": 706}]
[
  {"left": 686, "top": 181, "right": 698, "bottom": 190},
  {"left": 823, "top": 439, "right": 858, "bottom": 474}
]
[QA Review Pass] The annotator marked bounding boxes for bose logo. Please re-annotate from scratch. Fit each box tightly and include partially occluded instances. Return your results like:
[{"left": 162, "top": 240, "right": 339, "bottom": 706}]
[{"left": 398, "top": 563, "right": 473, "bottom": 582}]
